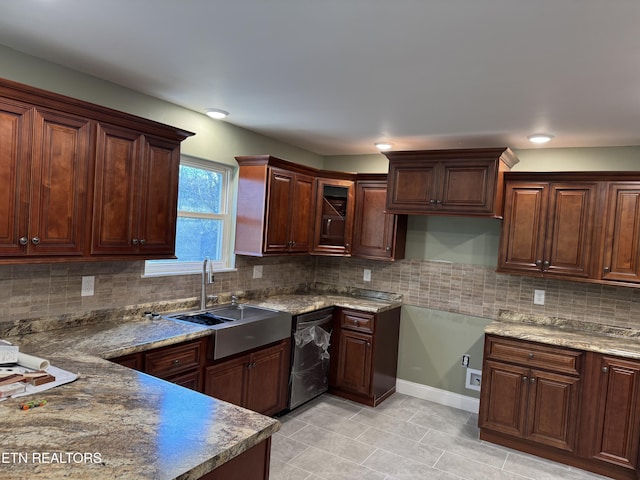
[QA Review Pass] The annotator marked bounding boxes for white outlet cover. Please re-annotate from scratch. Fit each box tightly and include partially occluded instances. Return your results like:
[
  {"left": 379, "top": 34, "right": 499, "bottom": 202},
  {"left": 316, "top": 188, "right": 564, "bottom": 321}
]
[
  {"left": 363, "top": 269, "right": 371, "bottom": 282},
  {"left": 465, "top": 368, "right": 482, "bottom": 391},
  {"left": 253, "top": 265, "right": 263, "bottom": 279},
  {"left": 81, "top": 276, "right": 95, "bottom": 297},
  {"left": 534, "top": 289, "right": 545, "bottom": 305}
]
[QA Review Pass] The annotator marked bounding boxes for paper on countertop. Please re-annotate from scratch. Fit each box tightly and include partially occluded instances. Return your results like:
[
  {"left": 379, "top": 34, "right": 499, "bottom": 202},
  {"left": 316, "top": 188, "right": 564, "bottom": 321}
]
[{"left": 0, "top": 365, "right": 78, "bottom": 401}]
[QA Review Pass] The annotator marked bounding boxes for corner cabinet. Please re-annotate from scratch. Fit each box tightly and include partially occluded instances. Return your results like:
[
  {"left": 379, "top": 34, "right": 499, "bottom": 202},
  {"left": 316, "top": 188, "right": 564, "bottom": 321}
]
[
  {"left": 352, "top": 175, "right": 407, "bottom": 261},
  {"left": 329, "top": 307, "right": 401, "bottom": 407},
  {"left": 92, "top": 124, "right": 181, "bottom": 256},
  {"left": 498, "top": 178, "right": 599, "bottom": 279},
  {"left": 311, "top": 177, "right": 355, "bottom": 256},
  {"left": 0, "top": 78, "right": 193, "bottom": 264},
  {"left": 384, "top": 147, "right": 519, "bottom": 217},
  {"left": 235, "top": 156, "right": 315, "bottom": 256}
]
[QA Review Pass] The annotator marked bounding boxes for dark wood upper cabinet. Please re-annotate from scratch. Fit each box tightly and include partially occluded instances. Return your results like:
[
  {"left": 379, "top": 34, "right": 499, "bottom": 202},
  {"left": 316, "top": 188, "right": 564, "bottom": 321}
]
[
  {"left": 498, "top": 178, "right": 599, "bottom": 279},
  {"left": 384, "top": 147, "right": 519, "bottom": 217},
  {"left": 0, "top": 78, "right": 193, "bottom": 264},
  {"left": 352, "top": 175, "right": 407, "bottom": 261},
  {"left": 310, "top": 176, "right": 355, "bottom": 256},
  {"left": 235, "top": 156, "right": 316, "bottom": 256},
  {"left": 0, "top": 99, "right": 92, "bottom": 257}
]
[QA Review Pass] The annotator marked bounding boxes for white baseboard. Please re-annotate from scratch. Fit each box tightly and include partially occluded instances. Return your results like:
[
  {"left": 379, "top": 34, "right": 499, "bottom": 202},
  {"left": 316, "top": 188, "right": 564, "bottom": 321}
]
[{"left": 396, "top": 378, "right": 480, "bottom": 414}]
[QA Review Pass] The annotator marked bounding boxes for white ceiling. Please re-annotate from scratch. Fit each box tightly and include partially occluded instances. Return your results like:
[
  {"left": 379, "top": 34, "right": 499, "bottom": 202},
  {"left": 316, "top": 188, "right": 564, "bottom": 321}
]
[{"left": 1, "top": 1, "right": 639, "bottom": 155}]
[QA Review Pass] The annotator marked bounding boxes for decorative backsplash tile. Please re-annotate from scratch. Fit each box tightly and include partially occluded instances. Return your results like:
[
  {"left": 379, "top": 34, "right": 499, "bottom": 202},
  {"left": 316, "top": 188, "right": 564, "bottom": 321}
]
[{"left": 2, "top": 255, "right": 640, "bottom": 329}]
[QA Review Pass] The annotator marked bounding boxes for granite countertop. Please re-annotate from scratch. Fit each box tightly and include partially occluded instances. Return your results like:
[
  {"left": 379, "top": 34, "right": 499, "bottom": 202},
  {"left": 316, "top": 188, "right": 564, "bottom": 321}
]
[
  {"left": 0, "top": 288, "right": 401, "bottom": 479},
  {"left": 0, "top": 317, "right": 279, "bottom": 480},
  {"left": 486, "top": 310, "right": 640, "bottom": 360}
]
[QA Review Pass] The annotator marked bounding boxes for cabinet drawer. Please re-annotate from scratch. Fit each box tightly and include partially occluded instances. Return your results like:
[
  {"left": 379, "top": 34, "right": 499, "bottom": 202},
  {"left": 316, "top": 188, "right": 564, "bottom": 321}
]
[
  {"left": 340, "top": 310, "right": 375, "bottom": 333},
  {"left": 486, "top": 336, "right": 581, "bottom": 375},
  {"left": 144, "top": 340, "right": 203, "bottom": 379}
]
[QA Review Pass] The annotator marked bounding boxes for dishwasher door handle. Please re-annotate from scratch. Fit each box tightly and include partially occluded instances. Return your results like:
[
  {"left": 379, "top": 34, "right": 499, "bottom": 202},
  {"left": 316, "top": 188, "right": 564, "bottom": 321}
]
[{"left": 296, "top": 316, "right": 333, "bottom": 330}]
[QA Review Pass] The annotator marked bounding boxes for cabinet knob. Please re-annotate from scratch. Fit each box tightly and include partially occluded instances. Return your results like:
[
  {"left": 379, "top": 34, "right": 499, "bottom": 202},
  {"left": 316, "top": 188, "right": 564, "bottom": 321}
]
[
  {"left": 31, "top": 237, "right": 40, "bottom": 245},
  {"left": 535, "top": 259, "right": 542, "bottom": 267},
  {"left": 435, "top": 199, "right": 442, "bottom": 205},
  {"left": 139, "top": 239, "right": 146, "bottom": 246},
  {"left": 530, "top": 377, "right": 536, "bottom": 383},
  {"left": 522, "top": 376, "right": 528, "bottom": 382},
  {"left": 172, "top": 359, "right": 180, "bottom": 365},
  {"left": 132, "top": 238, "right": 139, "bottom": 245},
  {"left": 429, "top": 199, "right": 436, "bottom": 204},
  {"left": 19, "top": 237, "right": 28, "bottom": 246},
  {"left": 247, "top": 362, "right": 256, "bottom": 369},
  {"left": 291, "top": 241, "right": 296, "bottom": 246},
  {"left": 345, "top": 243, "right": 350, "bottom": 250},
  {"left": 602, "top": 366, "right": 609, "bottom": 373},
  {"left": 542, "top": 260, "right": 550, "bottom": 269},
  {"left": 386, "top": 246, "right": 391, "bottom": 252},
  {"left": 528, "top": 353, "right": 534, "bottom": 359},
  {"left": 603, "top": 266, "right": 610, "bottom": 273}
]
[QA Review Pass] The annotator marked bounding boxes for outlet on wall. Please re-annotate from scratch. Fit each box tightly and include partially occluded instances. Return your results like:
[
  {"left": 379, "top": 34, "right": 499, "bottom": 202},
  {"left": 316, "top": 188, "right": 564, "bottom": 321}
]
[
  {"left": 253, "top": 265, "right": 263, "bottom": 279},
  {"left": 81, "top": 276, "right": 94, "bottom": 297},
  {"left": 534, "top": 289, "right": 545, "bottom": 305},
  {"left": 465, "top": 368, "right": 482, "bottom": 391},
  {"left": 363, "top": 269, "right": 371, "bottom": 282}
]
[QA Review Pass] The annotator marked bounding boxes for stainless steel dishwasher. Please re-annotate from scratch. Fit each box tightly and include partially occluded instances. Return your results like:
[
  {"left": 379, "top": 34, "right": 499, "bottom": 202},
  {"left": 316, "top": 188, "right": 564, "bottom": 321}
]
[{"left": 288, "top": 307, "right": 333, "bottom": 410}]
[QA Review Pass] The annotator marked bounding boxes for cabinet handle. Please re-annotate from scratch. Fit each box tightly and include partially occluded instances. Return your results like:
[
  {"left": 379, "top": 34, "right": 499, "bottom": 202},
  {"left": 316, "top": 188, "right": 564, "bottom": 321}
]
[
  {"left": 132, "top": 238, "right": 139, "bottom": 245},
  {"left": 602, "top": 366, "right": 609, "bottom": 373},
  {"left": 31, "top": 237, "right": 40, "bottom": 245},
  {"left": 535, "top": 259, "right": 542, "bottom": 267},
  {"left": 386, "top": 246, "right": 391, "bottom": 252},
  {"left": 530, "top": 377, "right": 536, "bottom": 383},
  {"left": 291, "top": 241, "right": 296, "bottom": 246},
  {"left": 139, "top": 239, "right": 146, "bottom": 246},
  {"left": 19, "top": 237, "right": 28, "bottom": 246},
  {"left": 522, "top": 376, "right": 528, "bottom": 382},
  {"left": 435, "top": 199, "right": 442, "bottom": 205},
  {"left": 603, "top": 266, "right": 610, "bottom": 273},
  {"left": 542, "top": 260, "right": 550, "bottom": 269},
  {"left": 528, "top": 353, "right": 534, "bottom": 359},
  {"left": 247, "top": 362, "right": 256, "bottom": 369},
  {"left": 172, "top": 359, "right": 180, "bottom": 365},
  {"left": 345, "top": 243, "right": 350, "bottom": 250},
  {"left": 429, "top": 199, "right": 436, "bottom": 204}
]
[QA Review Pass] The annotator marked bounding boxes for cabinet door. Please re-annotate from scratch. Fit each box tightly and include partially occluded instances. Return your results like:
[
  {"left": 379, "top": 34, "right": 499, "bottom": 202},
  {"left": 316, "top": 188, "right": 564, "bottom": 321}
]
[
  {"left": 498, "top": 182, "right": 548, "bottom": 273},
  {"left": 438, "top": 160, "right": 496, "bottom": 214},
  {"left": 601, "top": 183, "right": 640, "bottom": 283},
  {"left": 0, "top": 100, "right": 31, "bottom": 255},
  {"left": 526, "top": 369, "right": 580, "bottom": 451},
  {"left": 479, "top": 360, "right": 529, "bottom": 438},
  {"left": 335, "top": 329, "right": 372, "bottom": 396},
  {"left": 136, "top": 136, "right": 180, "bottom": 255},
  {"left": 204, "top": 355, "right": 248, "bottom": 408},
  {"left": 29, "top": 109, "right": 91, "bottom": 255},
  {"left": 264, "top": 168, "right": 294, "bottom": 253},
  {"left": 386, "top": 161, "right": 438, "bottom": 213},
  {"left": 352, "top": 180, "right": 405, "bottom": 260},
  {"left": 593, "top": 356, "right": 640, "bottom": 469},
  {"left": 245, "top": 340, "right": 290, "bottom": 416},
  {"left": 92, "top": 123, "right": 142, "bottom": 254},
  {"left": 312, "top": 178, "right": 355, "bottom": 255},
  {"left": 288, "top": 173, "right": 314, "bottom": 253},
  {"left": 543, "top": 183, "right": 598, "bottom": 278}
]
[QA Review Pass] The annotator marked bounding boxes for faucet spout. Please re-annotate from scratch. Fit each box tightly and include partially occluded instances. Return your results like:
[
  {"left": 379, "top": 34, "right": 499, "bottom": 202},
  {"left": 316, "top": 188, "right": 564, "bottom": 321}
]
[{"left": 201, "top": 256, "right": 213, "bottom": 310}]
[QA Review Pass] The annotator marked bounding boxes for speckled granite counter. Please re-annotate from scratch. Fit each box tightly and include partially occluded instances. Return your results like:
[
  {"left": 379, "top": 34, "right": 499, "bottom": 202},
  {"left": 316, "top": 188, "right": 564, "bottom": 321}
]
[
  {"left": 486, "top": 310, "right": 640, "bottom": 360},
  {"left": 0, "top": 316, "right": 279, "bottom": 480},
  {"left": 0, "top": 287, "right": 401, "bottom": 480}
]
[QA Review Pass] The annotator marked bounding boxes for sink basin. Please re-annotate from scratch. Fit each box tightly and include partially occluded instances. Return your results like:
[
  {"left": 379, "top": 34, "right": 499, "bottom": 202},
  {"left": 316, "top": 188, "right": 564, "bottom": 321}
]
[{"left": 164, "top": 303, "right": 292, "bottom": 359}]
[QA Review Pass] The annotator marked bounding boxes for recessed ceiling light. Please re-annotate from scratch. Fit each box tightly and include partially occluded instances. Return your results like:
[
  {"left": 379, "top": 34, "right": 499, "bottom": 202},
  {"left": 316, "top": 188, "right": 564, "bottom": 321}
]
[
  {"left": 527, "top": 133, "right": 554, "bottom": 144},
  {"left": 206, "top": 108, "right": 229, "bottom": 119},
  {"left": 374, "top": 142, "right": 393, "bottom": 151}
]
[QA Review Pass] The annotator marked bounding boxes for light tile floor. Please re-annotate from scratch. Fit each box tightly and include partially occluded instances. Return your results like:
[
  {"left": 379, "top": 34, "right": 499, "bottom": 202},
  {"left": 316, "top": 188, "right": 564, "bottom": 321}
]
[{"left": 270, "top": 393, "right": 611, "bottom": 480}]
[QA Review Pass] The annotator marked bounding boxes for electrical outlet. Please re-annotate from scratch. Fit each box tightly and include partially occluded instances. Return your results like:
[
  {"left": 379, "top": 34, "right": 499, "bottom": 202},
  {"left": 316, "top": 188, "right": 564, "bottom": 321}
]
[
  {"left": 81, "top": 276, "right": 94, "bottom": 297},
  {"left": 253, "top": 265, "right": 263, "bottom": 279},
  {"left": 534, "top": 289, "right": 545, "bottom": 305},
  {"left": 465, "top": 368, "right": 482, "bottom": 391},
  {"left": 363, "top": 269, "right": 371, "bottom": 282},
  {"left": 461, "top": 354, "right": 470, "bottom": 367}
]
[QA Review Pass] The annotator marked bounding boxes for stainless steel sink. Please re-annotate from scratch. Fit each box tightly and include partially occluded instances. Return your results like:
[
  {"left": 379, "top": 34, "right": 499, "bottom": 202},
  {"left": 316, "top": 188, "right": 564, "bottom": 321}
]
[{"left": 164, "top": 303, "right": 292, "bottom": 360}]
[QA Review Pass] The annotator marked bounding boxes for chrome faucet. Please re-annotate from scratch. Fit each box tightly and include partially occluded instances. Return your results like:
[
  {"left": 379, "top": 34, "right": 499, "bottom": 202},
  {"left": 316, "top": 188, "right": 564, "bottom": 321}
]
[{"left": 201, "top": 256, "right": 214, "bottom": 310}]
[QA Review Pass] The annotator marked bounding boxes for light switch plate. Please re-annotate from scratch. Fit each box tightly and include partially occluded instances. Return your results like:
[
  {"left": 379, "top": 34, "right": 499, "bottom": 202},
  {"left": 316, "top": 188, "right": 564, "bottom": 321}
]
[{"left": 534, "top": 289, "right": 545, "bottom": 305}]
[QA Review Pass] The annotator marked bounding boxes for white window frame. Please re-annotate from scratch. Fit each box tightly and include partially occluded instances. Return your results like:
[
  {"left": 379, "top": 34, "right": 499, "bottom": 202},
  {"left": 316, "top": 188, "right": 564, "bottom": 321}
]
[{"left": 144, "top": 156, "right": 235, "bottom": 277}]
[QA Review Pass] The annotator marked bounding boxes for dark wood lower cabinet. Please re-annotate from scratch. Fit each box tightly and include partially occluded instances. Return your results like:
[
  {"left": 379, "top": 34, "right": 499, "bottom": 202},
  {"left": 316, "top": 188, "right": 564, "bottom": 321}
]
[
  {"left": 201, "top": 438, "right": 271, "bottom": 480},
  {"left": 204, "top": 339, "right": 291, "bottom": 416},
  {"left": 480, "top": 335, "right": 640, "bottom": 480}
]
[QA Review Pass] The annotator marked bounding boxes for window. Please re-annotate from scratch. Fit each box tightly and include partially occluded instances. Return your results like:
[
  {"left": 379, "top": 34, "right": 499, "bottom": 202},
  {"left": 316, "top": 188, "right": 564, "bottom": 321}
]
[{"left": 144, "top": 156, "right": 234, "bottom": 276}]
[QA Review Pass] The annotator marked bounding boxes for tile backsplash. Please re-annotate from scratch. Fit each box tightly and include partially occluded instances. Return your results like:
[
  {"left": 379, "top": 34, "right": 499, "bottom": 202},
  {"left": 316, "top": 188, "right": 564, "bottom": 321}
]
[{"left": 2, "top": 255, "right": 640, "bottom": 329}]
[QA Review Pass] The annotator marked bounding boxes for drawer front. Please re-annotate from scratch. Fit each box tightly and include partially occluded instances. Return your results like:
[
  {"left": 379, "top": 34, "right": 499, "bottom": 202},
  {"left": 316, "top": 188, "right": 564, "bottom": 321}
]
[
  {"left": 486, "top": 335, "right": 581, "bottom": 375},
  {"left": 145, "top": 340, "right": 203, "bottom": 378},
  {"left": 340, "top": 310, "right": 375, "bottom": 333}
]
